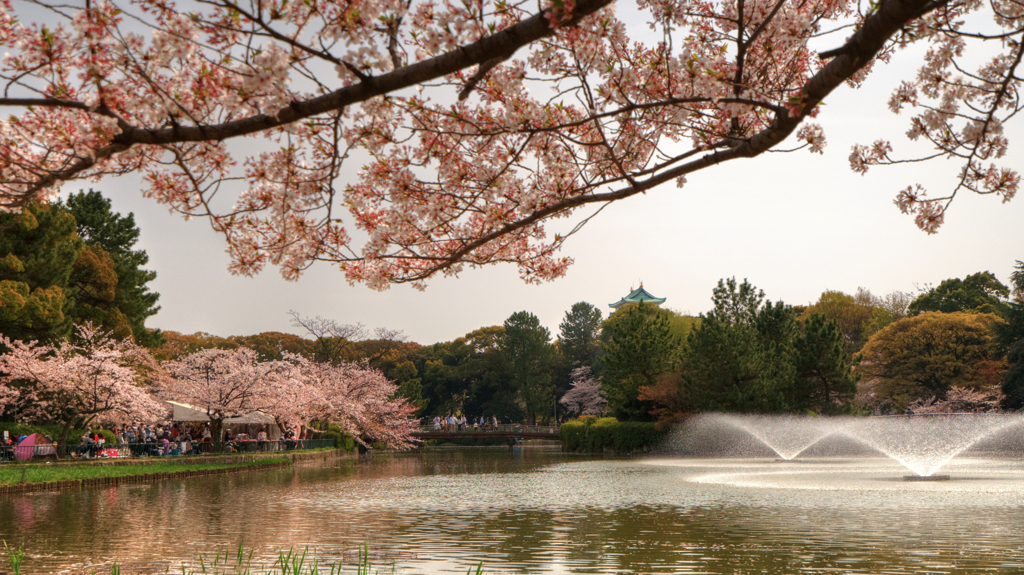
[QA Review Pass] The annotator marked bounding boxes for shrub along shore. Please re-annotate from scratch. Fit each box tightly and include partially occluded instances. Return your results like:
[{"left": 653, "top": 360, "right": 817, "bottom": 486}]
[{"left": 560, "top": 417, "right": 668, "bottom": 453}]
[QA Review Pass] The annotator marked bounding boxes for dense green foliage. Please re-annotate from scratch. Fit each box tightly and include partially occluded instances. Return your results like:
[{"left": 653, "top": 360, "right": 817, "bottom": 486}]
[
  {"left": 631, "top": 279, "right": 858, "bottom": 418},
  {"left": 0, "top": 422, "right": 87, "bottom": 443},
  {"left": 909, "top": 271, "right": 1010, "bottom": 317},
  {"left": 92, "top": 428, "right": 118, "bottom": 444},
  {"left": 558, "top": 302, "right": 603, "bottom": 371},
  {"left": 998, "top": 262, "right": 1024, "bottom": 410},
  {"left": 322, "top": 425, "right": 358, "bottom": 451},
  {"left": 600, "top": 303, "right": 680, "bottom": 421},
  {"left": 794, "top": 314, "right": 859, "bottom": 412},
  {"left": 0, "top": 195, "right": 161, "bottom": 346},
  {"left": 0, "top": 203, "right": 81, "bottom": 343},
  {"left": 501, "top": 312, "right": 556, "bottom": 424},
  {"left": 682, "top": 281, "right": 797, "bottom": 413},
  {"left": 559, "top": 417, "right": 668, "bottom": 453},
  {"left": 801, "top": 290, "right": 875, "bottom": 354},
  {"left": 59, "top": 190, "right": 162, "bottom": 347}
]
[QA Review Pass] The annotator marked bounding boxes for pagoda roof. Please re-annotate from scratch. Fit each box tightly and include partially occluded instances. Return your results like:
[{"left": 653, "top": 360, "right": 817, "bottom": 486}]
[{"left": 609, "top": 285, "right": 666, "bottom": 309}]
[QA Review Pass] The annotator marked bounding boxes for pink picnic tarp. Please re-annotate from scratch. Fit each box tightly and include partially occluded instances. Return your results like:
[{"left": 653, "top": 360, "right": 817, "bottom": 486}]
[{"left": 15, "top": 433, "right": 58, "bottom": 460}]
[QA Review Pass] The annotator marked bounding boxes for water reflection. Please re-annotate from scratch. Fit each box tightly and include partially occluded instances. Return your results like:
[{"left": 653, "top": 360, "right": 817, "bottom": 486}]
[{"left": 1, "top": 451, "right": 1023, "bottom": 574}]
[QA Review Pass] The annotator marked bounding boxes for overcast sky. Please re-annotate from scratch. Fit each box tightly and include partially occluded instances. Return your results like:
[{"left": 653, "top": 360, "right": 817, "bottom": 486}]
[{"left": 70, "top": 5, "right": 1023, "bottom": 346}]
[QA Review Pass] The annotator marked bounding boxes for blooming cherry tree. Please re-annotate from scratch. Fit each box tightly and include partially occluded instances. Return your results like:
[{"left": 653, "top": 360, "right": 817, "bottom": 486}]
[
  {"left": 282, "top": 355, "right": 417, "bottom": 448},
  {"left": 157, "top": 346, "right": 289, "bottom": 443},
  {"left": 0, "top": 323, "right": 166, "bottom": 447},
  {"left": 0, "top": 0, "right": 1019, "bottom": 287},
  {"left": 560, "top": 366, "right": 607, "bottom": 416}
]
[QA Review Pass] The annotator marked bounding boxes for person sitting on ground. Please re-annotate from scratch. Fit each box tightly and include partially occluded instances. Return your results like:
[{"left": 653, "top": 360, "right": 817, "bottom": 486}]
[{"left": 76, "top": 433, "right": 95, "bottom": 458}]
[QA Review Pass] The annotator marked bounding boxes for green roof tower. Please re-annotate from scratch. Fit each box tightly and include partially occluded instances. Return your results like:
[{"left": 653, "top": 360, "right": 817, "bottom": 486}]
[{"left": 609, "top": 283, "right": 666, "bottom": 309}]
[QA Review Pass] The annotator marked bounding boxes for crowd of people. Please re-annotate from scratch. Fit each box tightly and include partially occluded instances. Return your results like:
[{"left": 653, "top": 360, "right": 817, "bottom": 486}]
[
  {"left": 73, "top": 423, "right": 213, "bottom": 458},
  {"left": 68, "top": 423, "right": 301, "bottom": 459},
  {"left": 430, "top": 414, "right": 502, "bottom": 431}
]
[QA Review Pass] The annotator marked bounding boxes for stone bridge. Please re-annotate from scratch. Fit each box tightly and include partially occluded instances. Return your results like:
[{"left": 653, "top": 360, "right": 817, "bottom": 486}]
[{"left": 411, "top": 424, "right": 561, "bottom": 447}]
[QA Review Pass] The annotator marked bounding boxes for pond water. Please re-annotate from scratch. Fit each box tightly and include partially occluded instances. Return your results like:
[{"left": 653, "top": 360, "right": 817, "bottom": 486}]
[{"left": 2, "top": 449, "right": 1024, "bottom": 574}]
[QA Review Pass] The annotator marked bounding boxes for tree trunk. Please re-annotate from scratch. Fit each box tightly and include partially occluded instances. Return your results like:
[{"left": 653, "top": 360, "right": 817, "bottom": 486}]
[
  {"left": 57, "top": 419, "right": 74, "bottom": 450},
  {"left": 211, "top": 419, "right": 224, "bottom": 452}
]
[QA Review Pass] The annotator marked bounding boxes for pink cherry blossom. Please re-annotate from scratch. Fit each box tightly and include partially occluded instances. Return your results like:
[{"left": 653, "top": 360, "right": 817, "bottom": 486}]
[
  {"left": 280, "top": 354, "right": 417, "bottom": 448},
  {"left": 156, "top": 347, "right": 290, "bottom": 442},
  {"left": 0, "top": 0, "right": 1017, "bottom": 286},
  {"left": 560, "top": 366, "right": 607, "bottom": 416},
  {"left": 0, "top": 323, "right": 167, "bottom": 446}
]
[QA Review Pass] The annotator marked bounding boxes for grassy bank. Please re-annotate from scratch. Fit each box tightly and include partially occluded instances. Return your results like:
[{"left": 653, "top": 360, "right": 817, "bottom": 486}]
[{"left": 0, "top": 456, "right": 289, "bottom": 486}]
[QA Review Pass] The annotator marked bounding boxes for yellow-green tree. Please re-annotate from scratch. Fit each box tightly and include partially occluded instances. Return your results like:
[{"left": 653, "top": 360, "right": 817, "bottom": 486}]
[
  {"left": 0, "top": 203, "right": 80, "bottom": 343},
  {"left": 801, "top": 289, "right": 874, "bottom": 354},
  {"left": 856, "top": 312, "right": 1006, "bottom": 411}
]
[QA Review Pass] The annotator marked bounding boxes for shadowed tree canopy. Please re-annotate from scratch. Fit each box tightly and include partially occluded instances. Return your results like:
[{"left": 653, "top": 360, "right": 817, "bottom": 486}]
[
  {"left": 999, "top": 261, "right": 1024, "bottom": 410},
  {"left": 793, "top": 313, "right": 858, "bottom": 412},
  {"left": 501, "top": 311, "right": 556, "bottom": 424},
  {"left": 0, "top": 0, "right": 1018, "bottom": 288},
  {"left": 558, "top": 302, "right": 603, "bottom": 371},
  {"left": 673, "top": 278, "right": 857, "bottom": 415}
]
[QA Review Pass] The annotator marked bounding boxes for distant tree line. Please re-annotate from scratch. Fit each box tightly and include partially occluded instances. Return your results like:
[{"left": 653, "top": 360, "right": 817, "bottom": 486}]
[
  {"left": 148, "top": 264, "right": 1024, "bottom": 424},
  {"left": 4, "top": 195, "right": 1020, "bottom": 424}
]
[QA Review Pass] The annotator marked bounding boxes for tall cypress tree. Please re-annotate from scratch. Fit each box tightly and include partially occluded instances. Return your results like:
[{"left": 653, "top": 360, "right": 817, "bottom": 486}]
[
  {"left": 60, "top": 190, "right": 163, "bottom": 347},
  {"left": 601, "top": 303, "right": 679, "bottom": 421},
  {"left": 558, "top": 302, "right": 603, "bottom": 371},
  {"left": 999, "top": 261, "right": 1024, "bottom": 409},
  {"left": 793, "top": 313, "right": 858, "bottom": 412},
  {"left": 501, "top": 311, "right": 555, "bottom": 424}
]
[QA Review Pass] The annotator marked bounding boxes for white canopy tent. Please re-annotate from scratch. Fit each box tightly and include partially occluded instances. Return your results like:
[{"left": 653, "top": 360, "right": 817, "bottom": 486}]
[{"left": 165, "top": 401, "right": 282, "bottom": 438}]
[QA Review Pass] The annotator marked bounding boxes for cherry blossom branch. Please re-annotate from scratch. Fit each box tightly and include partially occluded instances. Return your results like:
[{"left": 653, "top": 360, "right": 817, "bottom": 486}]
[{"left": 346, "top": 0, "right": 951, "bottom": 282}]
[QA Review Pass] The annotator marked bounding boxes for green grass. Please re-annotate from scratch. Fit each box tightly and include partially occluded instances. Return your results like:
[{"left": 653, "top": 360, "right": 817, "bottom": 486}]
[
  {"left": 3, "top": 540, "right": 24, "bottom": 575},
  {"left": 0, "top": 456, "right": 289, "bottom": 486}
]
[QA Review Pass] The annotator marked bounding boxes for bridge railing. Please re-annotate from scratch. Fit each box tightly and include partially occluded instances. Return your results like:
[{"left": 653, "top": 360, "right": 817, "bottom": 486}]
[{"left": 413, "top": 424, "right": 560, "bottom": 435}]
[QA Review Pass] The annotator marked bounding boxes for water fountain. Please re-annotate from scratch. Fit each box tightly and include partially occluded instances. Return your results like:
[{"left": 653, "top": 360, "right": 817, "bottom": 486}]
[
  {"left": 715, "top": 414, "right": 838, "bottom": 461},
  {"left": 685, "top": 413, "right": 1024, "bottom": 481}
]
